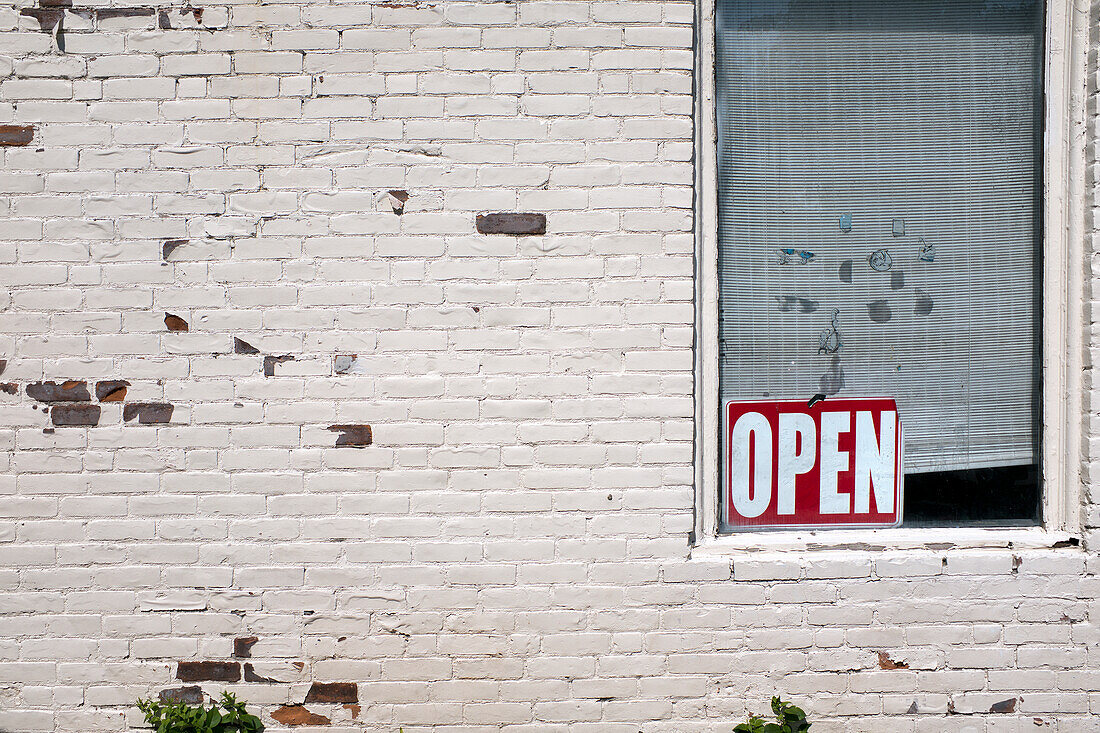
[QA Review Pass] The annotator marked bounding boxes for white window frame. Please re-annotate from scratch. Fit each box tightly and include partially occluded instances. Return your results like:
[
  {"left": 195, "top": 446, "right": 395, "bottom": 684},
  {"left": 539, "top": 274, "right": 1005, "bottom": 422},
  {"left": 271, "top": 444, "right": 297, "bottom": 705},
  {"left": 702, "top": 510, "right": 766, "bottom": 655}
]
[{"left": 692, "top": 0, "right": 1087, "bottom": 553}]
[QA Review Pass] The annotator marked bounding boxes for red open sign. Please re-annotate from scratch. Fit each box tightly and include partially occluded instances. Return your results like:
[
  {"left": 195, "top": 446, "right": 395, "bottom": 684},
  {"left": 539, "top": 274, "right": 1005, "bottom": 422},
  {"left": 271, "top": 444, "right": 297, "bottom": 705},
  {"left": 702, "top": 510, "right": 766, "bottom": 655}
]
[{"left": 724, "top": 398, "right": 903, "bottom": 530}]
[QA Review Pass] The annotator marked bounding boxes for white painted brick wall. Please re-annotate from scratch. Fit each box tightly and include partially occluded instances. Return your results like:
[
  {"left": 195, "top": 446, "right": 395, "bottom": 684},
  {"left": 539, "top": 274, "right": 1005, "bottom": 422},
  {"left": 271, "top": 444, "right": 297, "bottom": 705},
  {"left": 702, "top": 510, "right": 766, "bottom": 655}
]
[{"left": 0, "top": 0, "right": 1096, "bottom": 731}]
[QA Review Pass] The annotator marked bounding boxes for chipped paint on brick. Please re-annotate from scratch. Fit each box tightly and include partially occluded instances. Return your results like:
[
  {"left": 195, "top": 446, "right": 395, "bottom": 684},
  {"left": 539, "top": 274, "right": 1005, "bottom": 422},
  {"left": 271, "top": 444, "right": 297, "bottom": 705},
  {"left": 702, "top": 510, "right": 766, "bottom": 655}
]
[
  {"left": 176, "top": 661, "right": 240, "bottom": 682},
  {"left": 95, "top": 380, "right": 129, "bottom": 402},
  {"left": 0, "top": 125, "right": 35, "bottom": 147},
  {"left": 877, "top": 651, "right": 909, "bottom": 670},
  {"left": 242, "top": 663, "right": 274, "bottom": 683},
  {"left": 990, "top": 698, "right": 1018, "bottom": 713},
  {"left": 334, "top": 354, "right": 357, "bottom": 374},
  {"left": 327, "top": 424, "right": 372, "bottom": 447},
  {"left": 305, "top": 682, "right": 357, "bottom": 704},
  {"left": 95, "top": 6, "right": 154, "bottom": 18},
  {"left": 234, "top": 338, "right": 259, "bottom": 355},
  {"left": 164, "top": 313, "right": 189, "bottom": 332},
  {"left": 271, "top": 705, "right": 330, "bottom": 727},
  {"left": 476, "top": 212, "right": 547, "bottom": 235},
  {"left": 28, "top": 381, "right": 91, "bottom": 402},
  {"left": 387, "top": 189, "right": 409, "bottom": 214},
  {"left": 50, "top": 404, "right": 101, "bottom": 427},
  {"left": 233, "top": 636, "right": 258, "bottom": 658},
  {"left": 263, "top": 355, "right": 294, "bottom": 377},
  {"left": 158, "top": 686, "right": 203, "bottom": 705},
  {"left": 162, "top": 239, "right": 188, "bottom": 260},
  {"left": 0, "top": 383, "right": 16, "bottom": 395},
  {"left": 123, "top": 402, "right": 174, "bottom": 424}
]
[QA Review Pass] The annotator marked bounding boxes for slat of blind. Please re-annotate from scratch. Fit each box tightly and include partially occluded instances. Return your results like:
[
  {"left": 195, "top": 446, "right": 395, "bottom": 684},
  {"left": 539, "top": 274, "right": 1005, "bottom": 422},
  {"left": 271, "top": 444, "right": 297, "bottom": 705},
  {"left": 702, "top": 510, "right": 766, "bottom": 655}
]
[{"left": 716, "top": 0, "right": 1042, "bottom": 475}]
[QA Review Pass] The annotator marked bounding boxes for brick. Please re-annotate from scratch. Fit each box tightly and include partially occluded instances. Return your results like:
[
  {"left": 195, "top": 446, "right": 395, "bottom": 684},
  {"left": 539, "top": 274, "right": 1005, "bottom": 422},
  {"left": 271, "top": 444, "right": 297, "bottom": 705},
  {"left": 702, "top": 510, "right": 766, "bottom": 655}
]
[
  {"left": 475, "top": 212, "right": 547, "bottom": 235},
  {"left": 158, "top": 686, "right": 203, "bottom": 705},
  {"left": 176, "top": 661, "right": 240, "bottom": 682},
  {"left": 271, "top": 705, "right": 329, "bottom": 726},
  {"left": 327, "top": 424, "right": 372, "bottom": 447},
  {"left": 123, "top": 403, "right": 174, "bottom": 424},
  {"left": 305, "top": 682, "right": 358, "bottom": 704},
  {"left": 0, "top": 124, "right": 34, "bottom": 146},
  {"left": 51, "top": 404, "right": 101, "bottom": 427},
  {"left": 27, "top": 381, "right": 91, "bottom": 402}
]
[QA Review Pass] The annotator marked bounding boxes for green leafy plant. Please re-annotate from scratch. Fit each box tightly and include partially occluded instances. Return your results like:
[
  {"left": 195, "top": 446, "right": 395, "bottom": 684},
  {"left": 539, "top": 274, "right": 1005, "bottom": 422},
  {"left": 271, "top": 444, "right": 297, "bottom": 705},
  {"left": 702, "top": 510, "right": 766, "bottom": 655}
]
[
  {"left": 735, "top": 696, "right": 811, "bottom": 733},
  {"left": 136, "top": 691, "right": 264, "bottom": 733}
]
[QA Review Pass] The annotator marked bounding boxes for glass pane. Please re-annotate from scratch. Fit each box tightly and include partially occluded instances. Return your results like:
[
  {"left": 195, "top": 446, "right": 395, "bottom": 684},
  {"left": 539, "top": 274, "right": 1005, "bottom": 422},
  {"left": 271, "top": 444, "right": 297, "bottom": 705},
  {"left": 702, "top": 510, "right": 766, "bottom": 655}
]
[{"left": 715, "top": 0, "right": 1044, "bottom": 529}]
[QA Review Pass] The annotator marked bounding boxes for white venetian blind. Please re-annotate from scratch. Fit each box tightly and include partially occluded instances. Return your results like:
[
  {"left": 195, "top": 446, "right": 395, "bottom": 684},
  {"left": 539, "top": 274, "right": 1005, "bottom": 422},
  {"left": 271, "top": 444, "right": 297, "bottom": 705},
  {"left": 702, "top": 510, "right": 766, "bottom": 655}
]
[{"left": 716, "top": 0, "right": 1043, "bottom": 474}]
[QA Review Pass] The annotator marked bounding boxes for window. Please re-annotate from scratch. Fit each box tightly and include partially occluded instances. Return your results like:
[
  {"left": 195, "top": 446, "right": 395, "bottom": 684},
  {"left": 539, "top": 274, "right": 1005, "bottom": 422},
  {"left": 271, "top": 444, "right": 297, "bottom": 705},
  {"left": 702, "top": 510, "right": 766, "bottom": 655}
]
[{"left": 693, "top": 0, "right": 1085, "bottom": 541}]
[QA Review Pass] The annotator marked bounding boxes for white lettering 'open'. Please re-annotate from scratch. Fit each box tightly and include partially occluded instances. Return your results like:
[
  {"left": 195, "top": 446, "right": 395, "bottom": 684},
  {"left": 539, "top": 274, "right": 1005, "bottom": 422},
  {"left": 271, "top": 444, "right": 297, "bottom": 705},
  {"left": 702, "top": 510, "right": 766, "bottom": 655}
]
[
  {"left": 729, "top": 411, "right": 772, "bottom": 518},
  {"left": 777, "top": 412, "right": 815, "bottom": 515},
  {"left": 818, "top": 411, "right": 851, "bottom": 514}
]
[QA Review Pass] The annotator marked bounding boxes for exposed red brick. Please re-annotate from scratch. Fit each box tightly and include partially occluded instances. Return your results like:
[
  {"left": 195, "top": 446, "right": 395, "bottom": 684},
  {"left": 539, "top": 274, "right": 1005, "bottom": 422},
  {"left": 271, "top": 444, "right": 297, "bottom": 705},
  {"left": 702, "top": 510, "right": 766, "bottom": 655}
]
[
  {"left": 305, "top": 682, "right": 357, "bottom": 704},
  {"left": 123, "top": 402, "right": 174, "bottom": 424},
  {"left": 95, "top": 380, "right": 129, "bottom": 402},
  {"left": 176, "top": 661, "right": 240, "bottom": 682},
  {"left": 476, "top": 212, "right": 546, "bottom": 235},
  {"left": 96, "top": 6, "right": 154, "bottom": 17},
  {"left": 27, "top": 381, "right": 90, "bottom": 402},
  {"left": 327, "top": 424, "right": 372, "bottom": 448},
  {"left": 51, "top": 404, "right": 101, "bottom": 427},
  {"left": 0, "top": 124, "right": 34, "bottom": 146},
  {"left": 164, "top": 313, "right": 189, "bottom": 332},
  {"left": 271, "top": 705, "right": 330, "bottom": 727},
  {"left": 234, "top": 337, "right": 259, "bottom": 354},
  {"left": 159, "top": 686, "right": 203, "bottom": 705},
  {"left": 877, "top": 651, "right": 909, "bottom": 670},
  {"left": 234, "top": 636, "right": 258, "bottom": 658},
  {"left": 344, "top": 704, "right": 360, "bottom": 719},
  {"left": 0, "top": 383, "right": 16, "bottom": 395},
  {"left": 990, "top": 698, "right": 1018, "bottom": 714},
  {"left": 0, "top": 359, "right": 7, "bottom": 375}
]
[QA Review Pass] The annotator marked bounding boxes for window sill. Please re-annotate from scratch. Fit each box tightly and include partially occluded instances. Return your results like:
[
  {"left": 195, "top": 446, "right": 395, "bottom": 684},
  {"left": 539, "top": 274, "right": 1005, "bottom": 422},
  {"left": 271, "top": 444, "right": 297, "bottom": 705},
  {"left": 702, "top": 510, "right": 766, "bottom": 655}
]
[{"left": 691, "top": 526, "right": 1078, "bottom": 557}]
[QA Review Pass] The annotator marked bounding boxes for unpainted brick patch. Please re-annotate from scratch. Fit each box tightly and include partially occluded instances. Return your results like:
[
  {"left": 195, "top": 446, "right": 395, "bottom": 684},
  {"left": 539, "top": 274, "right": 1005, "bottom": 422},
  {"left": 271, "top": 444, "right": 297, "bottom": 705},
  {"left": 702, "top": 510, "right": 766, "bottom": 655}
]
[
  {"left": 123, "top": 402, "right": 174, "bottom": 424},
  {"left": 176, "top": 661, "right": 240, "bottom": 682},
  {"left": 51, "top": 404, "right": 101, "bottom": 427},
  {"left": 476, "top": 212, "right": 546, "bottom": 235},
  {"left": 990, "top": 698, "right": 1018, "bottom": 714},
  {"left": 27, "top": 380, "right": 90, "bottom": 402},
  {"left": 0, "top": 125, "right": 34, "bottom": 147},
  {"left": 96, "top": 380, "right": 129, "bottom": 402},
  {"left": 96, "top": 6, "right": 154, "bottom": 18},
  {"left": 234, "top": 338, "right": 259, "bottom": 354},
  {"left": 328, "top": 424, "right": 372, "bottom": 448},
  {"left": 164, "top": 313, "right": 189, "bottom": 332},
  {"left": 0, "top": 383, "right": 16, "bottom": 395},
  {"left": 877, "top": 651, "right": 909, "bottom": 670},
  {"left": 305, "top": 682, "right": 358, "bottom": 704},
  {"left": 159, "top": 686, "right": 203, "bottom": 705},
  {"left": 263, "top": 355, "right": 294, "bottom": 376},
  {"left": 162, "top": 239, "right": 187, "bottom": 260},
  {"left": 233, "top": 636, "right": 258, "bottom": 658},
  {"left": 272, "top": 705, "right": 330, "bottom": 727}
]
